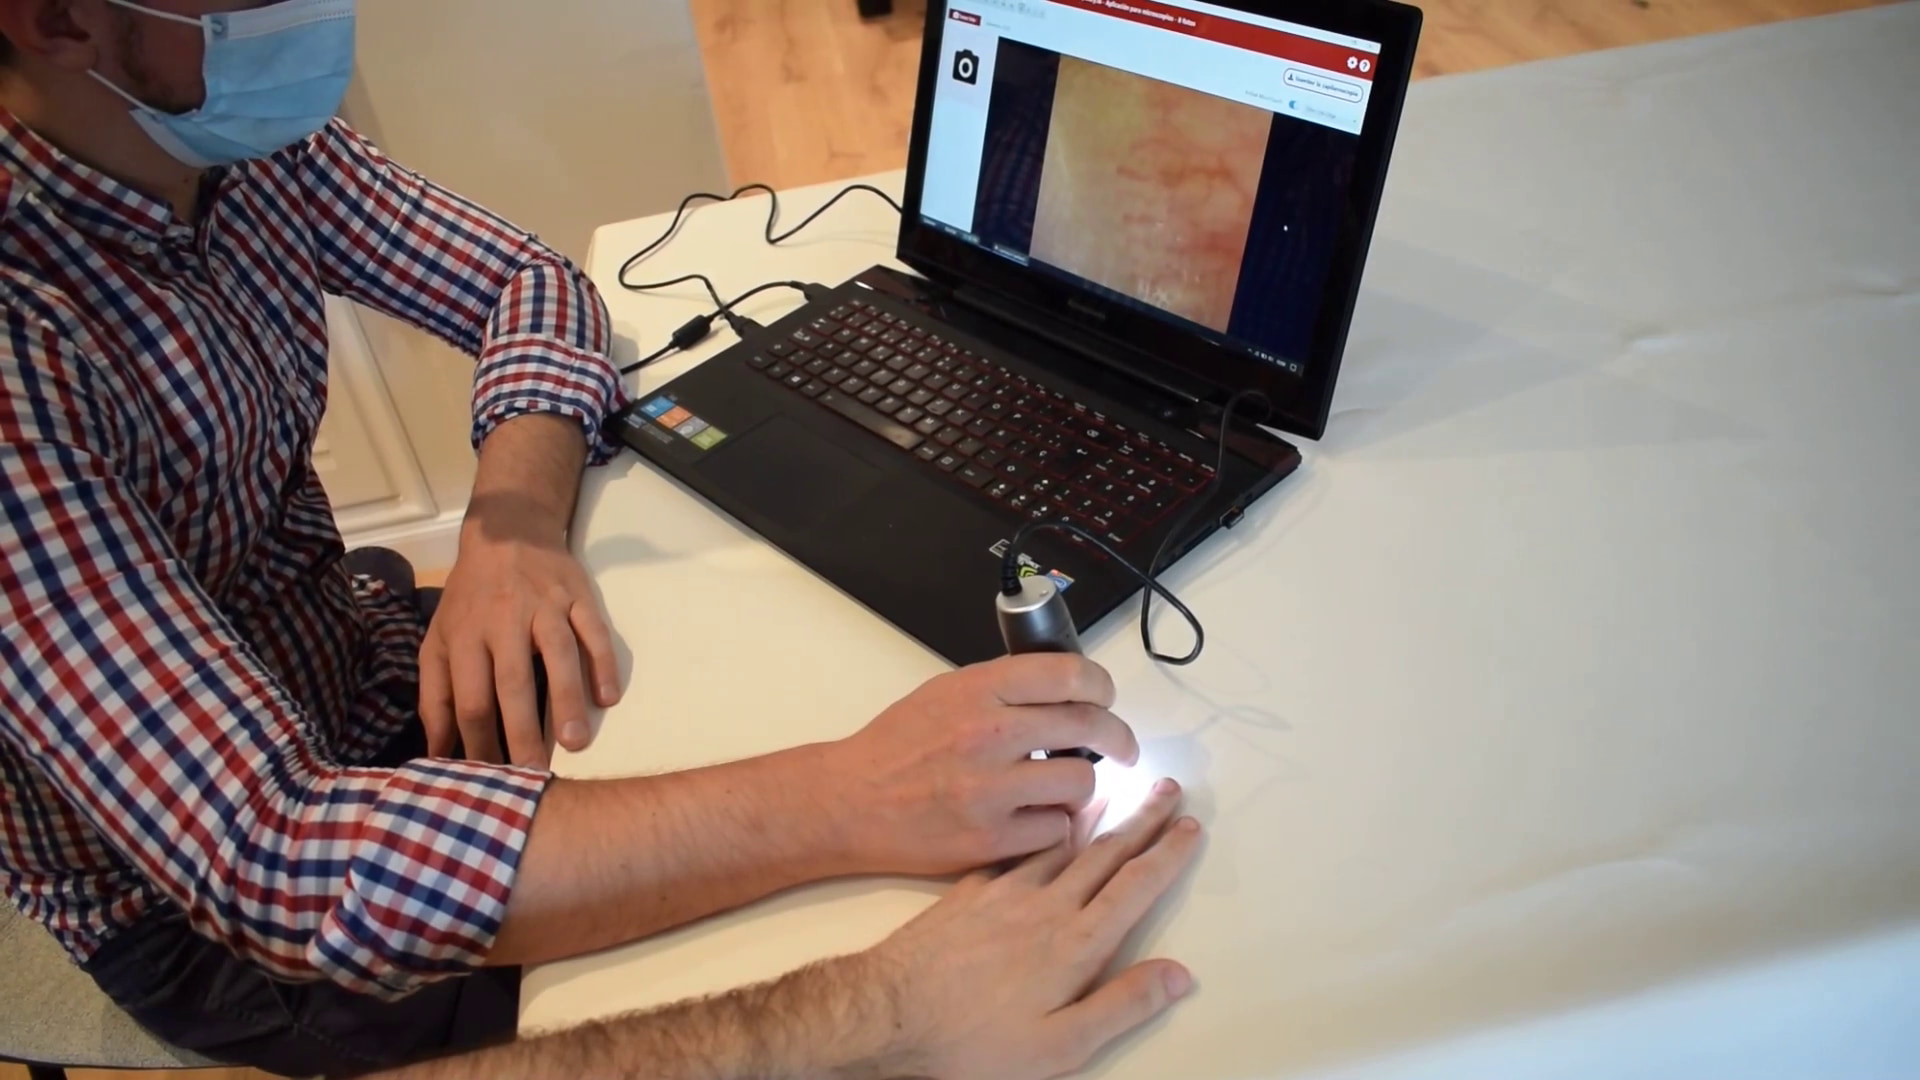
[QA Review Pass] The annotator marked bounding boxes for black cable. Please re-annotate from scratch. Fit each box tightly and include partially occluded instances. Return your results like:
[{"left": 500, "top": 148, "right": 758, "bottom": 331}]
[
  {"left": 998, "top": 389, "right": 1273, "bottom": 666},
  {"left": 617, "top": 279, "right": 814, "bottom": 377},
  {"left": 615, "top": 182, "right": 903, "bottom": 292}
]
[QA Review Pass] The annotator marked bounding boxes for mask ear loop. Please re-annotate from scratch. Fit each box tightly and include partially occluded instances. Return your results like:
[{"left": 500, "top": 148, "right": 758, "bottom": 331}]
[{"left": 101, "top": 0, "right": 205, "bottom": 26}]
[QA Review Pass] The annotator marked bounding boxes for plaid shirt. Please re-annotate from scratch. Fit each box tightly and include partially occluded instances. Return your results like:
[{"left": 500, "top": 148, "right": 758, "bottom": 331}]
[{"left": 0, "top": 112, "right": 625, "bottom": 997}]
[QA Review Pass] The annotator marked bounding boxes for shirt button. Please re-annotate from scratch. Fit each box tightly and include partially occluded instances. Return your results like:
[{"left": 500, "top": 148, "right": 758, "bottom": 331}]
[{"left": 210, "top": 15, "right": 228, "bottom": 37}]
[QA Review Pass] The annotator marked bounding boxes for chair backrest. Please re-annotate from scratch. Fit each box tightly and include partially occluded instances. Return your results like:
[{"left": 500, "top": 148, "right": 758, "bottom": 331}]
[{"left": 0, "top": 903, "right": 217, "bottom": 1071}]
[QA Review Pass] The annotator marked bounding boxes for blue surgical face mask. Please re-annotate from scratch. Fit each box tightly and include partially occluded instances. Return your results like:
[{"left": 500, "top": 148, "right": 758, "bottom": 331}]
[{"left": 90, "top": 0, "right": 356, "bottom": 168}]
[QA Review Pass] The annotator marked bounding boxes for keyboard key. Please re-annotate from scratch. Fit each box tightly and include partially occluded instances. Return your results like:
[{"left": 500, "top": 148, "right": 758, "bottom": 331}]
[
  {"left": 956, "top": 437, "right": 987, "bottom": 457},
  {"left": 747, "top": 353, "right": 774, "bottom": 369},
  {"left": 916, "top": 346, "right": 942, "bottom": 363},
  {"left": 914, "top": 444, "right": 940, "bottom": 462},
  {"left": 850, "top": 336, "right": 877, "bottom": 354},
  {"left": 986, "top": 480, "right": 1014, "bottom": 500},
  {"left": 995, "top": 460, "right": 1030, "bottom": 483},
  {"left": 895, "top": 406, "right": 925, "bottom": 425},
  {"left": 801, "top": 379, "right": 828, "bottom": 397},
  {"left": 880, "top": 329, "right": 907, "bottom": 346},
  {"left": 1028, "top": 502, "right": 1057, "bottom": 522},
  {"left": 872, "top": 345, "right": 897, "bottom": 364},
  {"left": 935, "top": 426, "right": 965, "bottom": 446},
  {"left": 817, "top": 390, "right": 925, "bottom": 451},
  {"left": 783, "top": 371, "right": 808, "bottom": 389},
  {"left": 907, "top": 389, "right": 935, "bottom": 407},
  {"left": 878, "top": 312, "right": 898, "bottom": 325},
  {"left": 905, "top": 363, "right": 933, "bottom": 381},
  {"left": 958, "top": 465, "right": 992, "bottom": 488},
  {"left": 876, "top": 396, "right": 904, "bottom": 414},
  {"left": 1008, "top": 492, "right": 1033, "bottom": 511},
  {"left": 767, "top": 361, "right": 792, "bottom": 378},
  {"left": 833, "top": 328, "right": 857, "bottom": 344},
  {"left": 1030, "top": 478, "right": 1056, "bottom": 497},
  {"left": 769, "top": 342, "right": 795, "bottom": 357},
  {"left": 953, "top": 366, "right": 978, "bottom": 384},
  {"left": 932, "top": 355, "right": 959, "bottom": 373},
  {"left": 935, "top": 451, "right": 964, "bottom": 473},
  {"left": 927, "top": 398, "right": 955, "bottom": 417},
  {"left": 885, "top": 353, "right": 914, "bottom": 372},
  {"left": 941, "top": 383, "right": 969, "bottom": 402},
  {"left": 791, "top": 328, "right": 822, "bottom": 347},
  {"left": 811, "top": 317, "right": 839, "bottom": 334},
  {"left": 1060, "top": 445, "right": 1094, "bottom": 474},
  {"left": 988, "top": 426, "right": 1016, "bottom": 445},
  {"left": 966, "top": 418, "right": 996, "bottom": 438},
  {"left": 823, "top": 367, "right": 848, "bottom": 384},
  {"left": 830, "top": 304, "right": 854, "bottom": 320},
  {"left": 851, "top": 359, "right": 880, "bottom": 378},
  {"left": 841, "top": 376, "right": 869, "bottom": 395},
  {"left": 975, "top": 447, "right": 1005, "bottom": 469},
  {"left": 889, "top": 377, "right": 915, "bottom": 396},
  {"left": 858, "top": 386, "right": 886, "bottom": 405},
  {"left": 963, "top": 391, "right": 991, "bottom": 410},
  {"left": 914, "top": 416, "right": 943, "bottom": 436},
  {"left": 818, "top": 342, "right": 846, "bottom": 359},
  {"left": 908, "top": 325, "right": 928, "bottom": 339}
]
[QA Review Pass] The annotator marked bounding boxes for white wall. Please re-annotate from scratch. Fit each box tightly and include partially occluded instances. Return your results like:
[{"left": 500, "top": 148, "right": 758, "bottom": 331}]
[{"left": 334, "top": 0, "right": 728, "bottom": 521}]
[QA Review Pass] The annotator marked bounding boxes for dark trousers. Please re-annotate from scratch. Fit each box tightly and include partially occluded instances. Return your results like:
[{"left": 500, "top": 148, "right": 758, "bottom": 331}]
[{"left": 80, "top": 549, "right": 535, "bottom": 1079}]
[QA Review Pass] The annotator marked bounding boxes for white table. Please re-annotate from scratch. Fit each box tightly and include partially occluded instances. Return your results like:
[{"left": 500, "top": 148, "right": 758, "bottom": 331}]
[{"left": 521, "top": 7, "right": 1920, "bottom": 1077}]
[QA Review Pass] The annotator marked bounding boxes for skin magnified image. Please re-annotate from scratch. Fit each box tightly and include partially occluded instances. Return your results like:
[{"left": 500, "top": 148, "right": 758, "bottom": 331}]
[{"left": 1030, "top": 57, "right": 1271, "bottom": 333}]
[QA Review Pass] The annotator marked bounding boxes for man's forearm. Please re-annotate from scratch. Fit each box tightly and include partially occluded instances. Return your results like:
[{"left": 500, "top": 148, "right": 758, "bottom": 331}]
[
  {"left": 382, "top": 951, "right": 904, "bottom": 1080},
  {"left": 487, "top": 743, "right": 856, "bottom": 967},
  {"left": 466, "top": 412, "right": 589, "bottom": 544}
]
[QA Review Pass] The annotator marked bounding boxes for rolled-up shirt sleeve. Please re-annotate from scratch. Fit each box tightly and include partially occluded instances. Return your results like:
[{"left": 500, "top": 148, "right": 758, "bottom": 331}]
[
  {"left": 0, "top": 311, "right": 549, "bottom": 998},
  {"left": 295, "top": 119, "right": 626, "bottom": 464}
]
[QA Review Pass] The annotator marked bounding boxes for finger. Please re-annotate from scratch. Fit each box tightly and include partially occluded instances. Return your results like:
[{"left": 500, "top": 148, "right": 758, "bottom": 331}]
[
  {"left": 417, "top": 630, "right": 458, "bottom": 758},
  {"left": 1008, "top": 704, "right": 1139, "bottom": 767},
  {"left": 980, "top": 653, "right": 1117, "bottom": 709},
  {"left": 1006, "top": 837, "right": 1078, "bottom": 887},
  {"left": 1044, "top": 960, "right": 1193, "bottom": 1075},
  {"left": 1079, "top": 816, "right": 1204, "bottom": 955},
  {"left": 568, "top": 597, "right": 622, "bottom": 708},
  {"left": 450, "top": 638, "right": 504, "bottom": 764},
  {"left": 534, "top": 606, "right": 592, "bottom": 754},
  {"left": 1053, "top": 778, "right": 1182, "bottom": 905},
  {"left": 995, "top": 806, "right": 1070, "bottom": 861},
  {"left": 998, "top": 756, "right": 1098, "bottom": 811},
  {"left": 1072, "top": 794, "right": 1112, "bottom": 850},
  {"left": 490, "top": 626, "right": 547, "bottom": 769}
]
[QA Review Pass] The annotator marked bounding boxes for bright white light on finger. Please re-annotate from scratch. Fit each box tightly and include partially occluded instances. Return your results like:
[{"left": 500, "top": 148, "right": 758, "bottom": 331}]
[{"left": 1091, "top": 754, "right": 1159, "bottom": 836}]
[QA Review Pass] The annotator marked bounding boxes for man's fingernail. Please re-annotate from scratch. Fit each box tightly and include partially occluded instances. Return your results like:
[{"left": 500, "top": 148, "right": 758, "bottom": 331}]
[
  {"left": 600, "top": 682, "right": 619, "bottom": 702},
  {"left": 1153, "top": 777, "right": 1179, "bottom": 795},
  {"left": 1176, "top": 816, "right": 1201, "bottom": 833},
  {"left": 563, "top": 721, "right": 589, "bottom": 745},
  {"left": 1163, "top": 966, "right": 1193, "bottom": 999}
]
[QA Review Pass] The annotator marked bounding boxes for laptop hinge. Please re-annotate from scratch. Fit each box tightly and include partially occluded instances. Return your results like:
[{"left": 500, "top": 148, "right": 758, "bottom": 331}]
[{"left": 947, "top": 282, "right": 1209, "bottom": 410}]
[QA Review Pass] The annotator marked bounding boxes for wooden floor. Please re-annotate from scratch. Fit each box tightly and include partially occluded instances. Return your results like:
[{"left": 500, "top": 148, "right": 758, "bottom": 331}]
[
  {"left": 689, "top": 0, "right": 1896, "bottom": 189},
  {"left": 3, "top": 5, "right": 1890, "bottom": 1080}
]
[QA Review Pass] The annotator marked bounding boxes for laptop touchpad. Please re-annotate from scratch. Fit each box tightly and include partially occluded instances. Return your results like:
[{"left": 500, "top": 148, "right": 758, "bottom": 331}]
[{"left": 695, "top": 414, "right": 884, "bottom": 532}]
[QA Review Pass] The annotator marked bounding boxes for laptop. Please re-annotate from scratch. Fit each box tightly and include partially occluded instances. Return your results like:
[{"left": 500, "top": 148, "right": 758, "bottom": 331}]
[{"left": 613, "top": 0, "right": 1423, "bottom": 667}]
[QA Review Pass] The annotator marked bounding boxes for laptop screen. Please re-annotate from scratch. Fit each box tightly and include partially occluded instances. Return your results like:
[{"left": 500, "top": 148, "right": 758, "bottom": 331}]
[{"left": 919, "top": 0, "right": 1384, "bottom": 377}]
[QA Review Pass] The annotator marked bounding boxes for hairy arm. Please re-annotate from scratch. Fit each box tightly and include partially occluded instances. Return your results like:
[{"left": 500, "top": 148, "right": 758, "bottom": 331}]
[{"left": 385, "top": 952, "right": 902, "bottom": 1080}]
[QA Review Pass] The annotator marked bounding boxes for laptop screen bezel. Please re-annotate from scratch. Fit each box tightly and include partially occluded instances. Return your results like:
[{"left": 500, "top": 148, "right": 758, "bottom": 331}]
[{"left": 895, "top": 0, "right": 1423, "bottom": 441}]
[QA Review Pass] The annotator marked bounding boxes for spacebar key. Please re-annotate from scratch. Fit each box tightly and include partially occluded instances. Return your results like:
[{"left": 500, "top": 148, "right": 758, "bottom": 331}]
[{"left": 819, "top": 390, "right": 924, "bottom": 451}]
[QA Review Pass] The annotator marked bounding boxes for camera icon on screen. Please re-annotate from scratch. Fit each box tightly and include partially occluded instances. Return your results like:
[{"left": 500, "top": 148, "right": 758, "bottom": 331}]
[{"left": 952, "top": 49, "right": 980, "bottom": 84}]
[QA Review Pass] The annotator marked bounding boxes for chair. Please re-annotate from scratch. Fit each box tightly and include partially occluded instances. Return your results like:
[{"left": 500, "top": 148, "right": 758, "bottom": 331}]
[{"left": 0, "top": 904, "right": 218, "bottom": 1079}]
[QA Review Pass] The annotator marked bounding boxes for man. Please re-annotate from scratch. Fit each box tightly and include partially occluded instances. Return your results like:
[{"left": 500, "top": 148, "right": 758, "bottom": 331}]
[{"left": 0, "top": 0, "right": 1146, "bottom": 1075}]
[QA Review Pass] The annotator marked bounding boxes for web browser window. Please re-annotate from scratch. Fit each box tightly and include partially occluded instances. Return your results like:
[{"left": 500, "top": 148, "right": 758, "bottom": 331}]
[{"left": 921, "top": 0, "right": 1384, "bottom": 373}]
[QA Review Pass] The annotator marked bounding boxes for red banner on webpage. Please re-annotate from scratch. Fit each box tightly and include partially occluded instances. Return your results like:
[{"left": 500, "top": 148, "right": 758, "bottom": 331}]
[{"left": 1043, "top": 0, "right": 1378, "bottom": 81}]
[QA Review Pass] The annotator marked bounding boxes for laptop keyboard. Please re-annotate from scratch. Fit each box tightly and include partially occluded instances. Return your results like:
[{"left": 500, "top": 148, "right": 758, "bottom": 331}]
[{"left": 744, "top": 297, "right": 1216, "bottom": 550}]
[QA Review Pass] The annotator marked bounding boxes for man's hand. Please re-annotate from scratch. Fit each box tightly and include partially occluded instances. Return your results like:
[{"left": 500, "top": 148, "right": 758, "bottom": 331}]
[
  {"left": 816, "top": 653, "right": 1141, "bottom": 876},
  {"left": 419, "top": 413, "right": 619, "bottom": 767},
  {"left": 870, "top": 777, "right": 1201, "bottom": 1079},
  {"left": 420, "top": 519, "right": 619, "bottom": 766}
]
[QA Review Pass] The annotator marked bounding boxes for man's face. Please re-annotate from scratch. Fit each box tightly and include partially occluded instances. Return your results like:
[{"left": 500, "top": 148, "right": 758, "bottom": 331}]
[{"left": 95, "top": 0, "right": 273, "bottom": 112}]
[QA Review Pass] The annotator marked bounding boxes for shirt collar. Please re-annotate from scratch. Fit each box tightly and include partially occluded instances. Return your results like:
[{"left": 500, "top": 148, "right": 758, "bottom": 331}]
[{"left": 0, "top": 107, "right": 199, "bottom": 248}]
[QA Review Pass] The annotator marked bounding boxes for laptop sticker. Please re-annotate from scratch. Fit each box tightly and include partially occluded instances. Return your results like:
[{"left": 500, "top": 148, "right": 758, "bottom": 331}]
[
  {"left": 690, "top": 427, "right": 729, "bottom": 450},
  {"left": 656, "top": 406, "right": 693, "bottom": 429},
  {"left": 674, "top": 416, "right": 711, "bottom": 439},
  {"left": 640, "top": 396, "right": 677, "bottom": 418}
]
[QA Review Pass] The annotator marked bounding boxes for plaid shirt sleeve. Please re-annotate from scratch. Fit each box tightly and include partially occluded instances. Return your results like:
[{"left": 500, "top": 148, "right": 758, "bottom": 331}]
[
  {"left": 0, "top": 305, "right": 552, "bottom": 999},
  {"left": 294, "top": 120, "right": 628, "bottom": 463}
]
